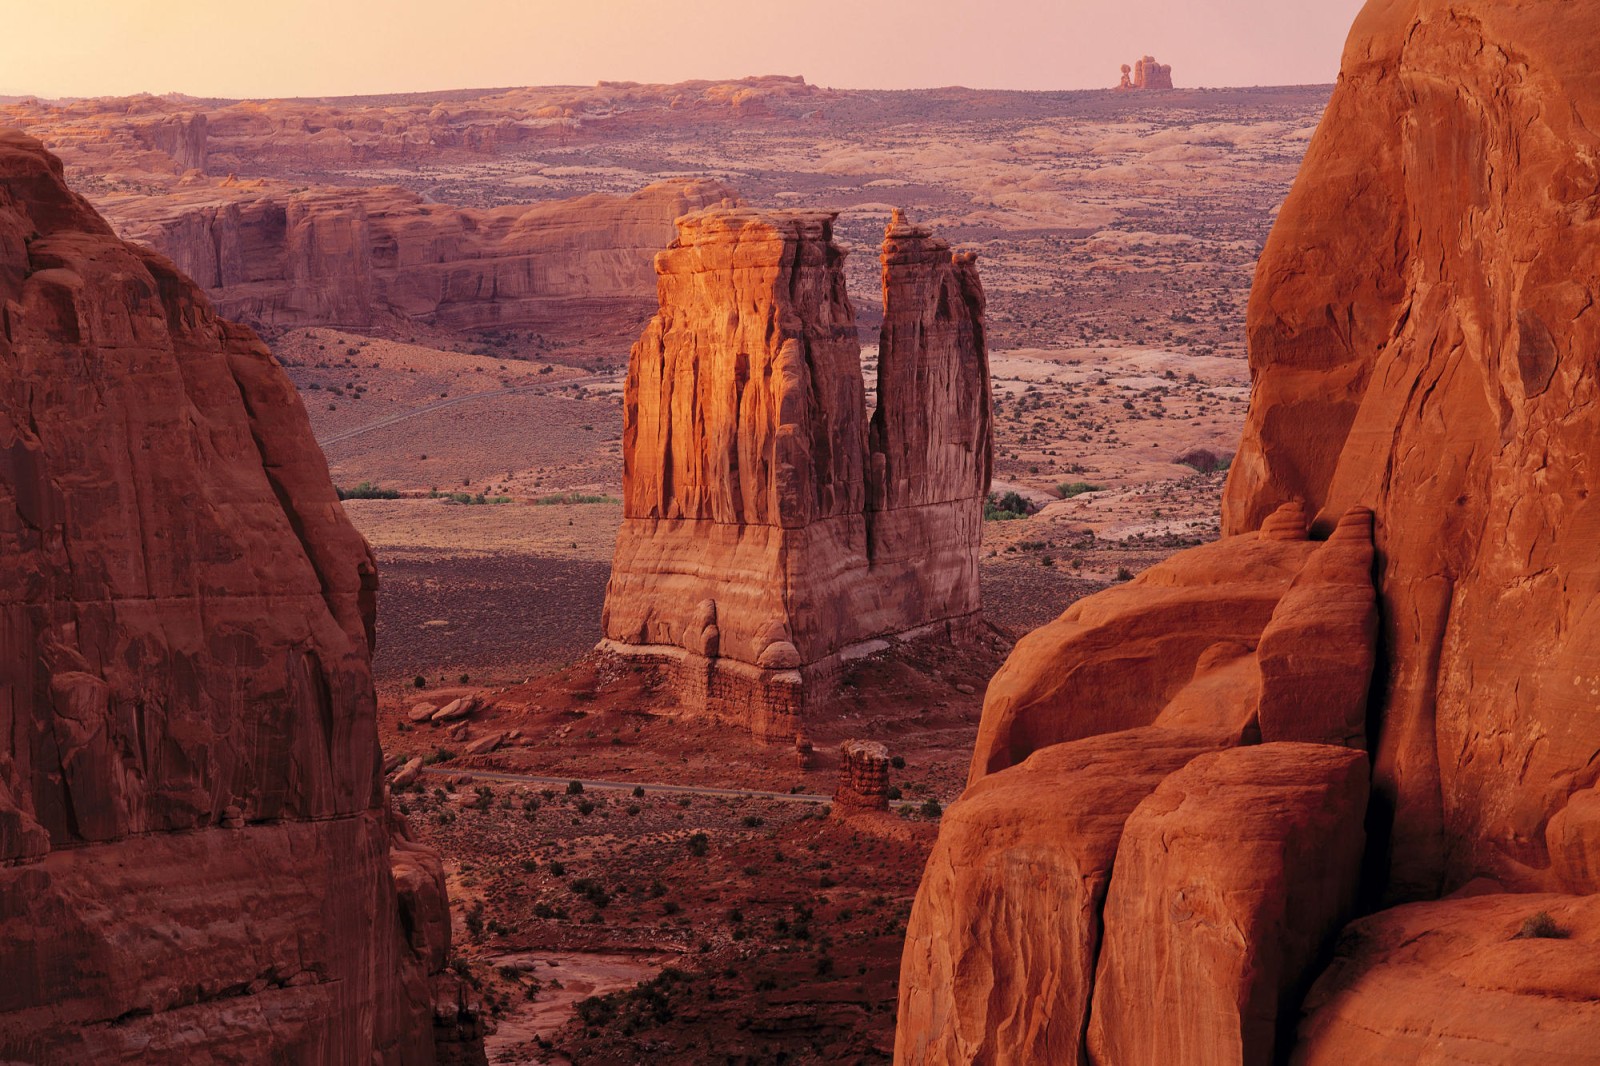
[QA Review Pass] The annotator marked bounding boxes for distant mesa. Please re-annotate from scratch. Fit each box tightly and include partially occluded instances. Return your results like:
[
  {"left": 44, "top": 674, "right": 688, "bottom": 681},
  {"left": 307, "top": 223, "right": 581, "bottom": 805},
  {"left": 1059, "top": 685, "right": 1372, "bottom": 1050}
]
[
  {"left": 117, "top": 177, "right": 737, "bottom": 334},
  {"left": 599, "top": 206, "right": 992, "bottom": 740},
  {"left": 1118, "top": 56, "right": 1175, "bottom": 91}
]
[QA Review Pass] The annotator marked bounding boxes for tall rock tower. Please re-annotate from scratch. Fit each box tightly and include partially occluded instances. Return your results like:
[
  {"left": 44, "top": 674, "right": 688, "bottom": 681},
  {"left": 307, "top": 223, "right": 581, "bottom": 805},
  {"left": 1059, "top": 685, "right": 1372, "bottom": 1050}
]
[
  {"left": 0, "top": 131, "right": 461, "bottom": 1063},
  {"left": 602, "top": 207, "right": 990, "bottom": 738}
]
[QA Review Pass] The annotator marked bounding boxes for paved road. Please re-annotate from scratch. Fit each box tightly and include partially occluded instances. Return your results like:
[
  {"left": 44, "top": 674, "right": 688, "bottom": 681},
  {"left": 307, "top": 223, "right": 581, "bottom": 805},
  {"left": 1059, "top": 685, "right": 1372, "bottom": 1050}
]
[
  {"left": 417, "top": 766, "right": 933, "bottom": 809},
  {"left": 317, "top": 373, "right": 616, "bottom": 450}
]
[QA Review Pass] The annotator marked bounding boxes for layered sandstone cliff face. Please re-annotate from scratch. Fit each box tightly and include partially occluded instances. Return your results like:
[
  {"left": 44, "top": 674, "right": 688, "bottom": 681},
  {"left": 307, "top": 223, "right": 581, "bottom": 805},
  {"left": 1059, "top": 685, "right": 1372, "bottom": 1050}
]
[
  {"left": 108, "top": 177, "right": 735, "bottom": 332},
  {"left": 898, "top": 1, "right": 1600, "bottom": 1061},
  {"left": 0, "top": 131, "right": 458, "bottom": 1062},
  {"left": 601, "top": 208, "right": 990, "bottom": 737}
]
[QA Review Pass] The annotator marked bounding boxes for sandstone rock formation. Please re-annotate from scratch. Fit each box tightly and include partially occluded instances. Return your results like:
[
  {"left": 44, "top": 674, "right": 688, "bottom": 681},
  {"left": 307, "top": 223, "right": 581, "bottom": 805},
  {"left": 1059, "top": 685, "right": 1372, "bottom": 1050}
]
[
  {"left": 897, "top": 728, "right": 1231, "bottom": 1063},
  {"left": 1118, "top": 56, "right": 1174, "bottom": 91},
  {"left": 601, "top": 207, "right": 990, "bottom": 737},
  {"left": 1088, "top": 744, "right": 1368, "bottom": 1065},
  {"left": 1293, "top": 892, "right": 1600, "bottom": 1063},
  {"left": 0, "top": 130, "right": 462, "bottom": 1061},
  {"left": 110, "top": 177, "right": 735, "bottom": 333},
  {"left": 897, "top": 1, "right": 1600, "bottom": 1061},
  {"left": 835, "top": 740, "right": 893, "bottom": 812}
]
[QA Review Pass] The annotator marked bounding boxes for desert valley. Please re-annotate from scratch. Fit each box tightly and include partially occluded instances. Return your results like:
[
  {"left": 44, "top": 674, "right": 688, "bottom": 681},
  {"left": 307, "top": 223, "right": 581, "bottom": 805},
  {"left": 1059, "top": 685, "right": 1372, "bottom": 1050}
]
[{"left": 5, "top": 0, "right": 1600, "bottom": 1063}]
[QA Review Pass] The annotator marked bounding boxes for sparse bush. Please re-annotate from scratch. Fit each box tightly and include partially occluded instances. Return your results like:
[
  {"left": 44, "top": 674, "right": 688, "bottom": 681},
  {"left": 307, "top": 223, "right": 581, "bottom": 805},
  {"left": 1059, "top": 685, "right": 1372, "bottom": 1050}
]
[
  {"left": 984, "top": 491, "right": 1032, "bottom": 522},
  {"left": 632, "top": 785, "right": 646, "bottom": 798},
  {"left": 687, "top": 832, "right": 710, "bottom": 857},
  {"left": 1515, "top": 911, "right": 1569, "bottom": 939},
  {"left": 535, "top": 492, "right": 618, "bottom": 506},
  {"left": 921, "top": 798, "right": 944, "bottom": 819},
  {"left": 413, "top": 675, "right": 427, "bottom": 689},
  {"left": 890, "top": 755, "right": 906, "bottom": 770},
  {"left": 566, "top": 780, "right": 584, "bottom": 795},
  {"left": 549, "top": 860, "right": 566, "bottom": 877},
  {"left": 1056, "top": 480, "right": 1107, "bottom": 499},
  {"left": 336, "top": 481, "right": 402, "bottom": 501}
]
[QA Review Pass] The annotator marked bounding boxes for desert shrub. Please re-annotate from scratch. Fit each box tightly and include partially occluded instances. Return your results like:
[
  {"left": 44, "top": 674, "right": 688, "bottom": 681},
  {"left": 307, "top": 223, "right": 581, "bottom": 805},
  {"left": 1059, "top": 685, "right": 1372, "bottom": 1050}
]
[
  {"left": 1056, "top": 481, "right": 1104, "bottom": 498},
  {"left": 686, "top": 832, "right": 710, "bottom": 857},
  {"left": 566, "top": 780, "right": 584, "bottom": 795},
  {"left": 548, "top": 860, "right": 566, "bottom": 877},
  {"left": 413, "top": 675, "right": 427, "bottom": 689},
  {"left": 336, "top": 481, "right": 402, "bottom": 500},
  {"left": 570, "top": 878, "right": 611, "bottom": 908},
  {"left": 632, "top": 785, "right": 646, "bottom": 798},
  {"left": 921, "top": 798, "right": 944, "bottom": 818},
  {"left": 1515, "top": 911, "right": 1569, "bottom": 939},
  {"left": 984, "top": 491, "right": 1032, "bottom": 521},
  {"left": 535, "top": 492, "right": 618, "bottom": 505},
  {"left": 577, "top": 799, "right": 596, "bottom": 816},
  {"left": 890, "top": 755, "right": 906, "bottom": 770}
]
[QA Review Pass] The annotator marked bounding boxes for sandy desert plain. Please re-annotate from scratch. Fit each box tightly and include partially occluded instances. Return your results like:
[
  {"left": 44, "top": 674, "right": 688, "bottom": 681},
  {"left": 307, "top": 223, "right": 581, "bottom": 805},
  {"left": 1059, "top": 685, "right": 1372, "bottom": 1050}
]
[{"left": 8, "top": 78, "right": 1326, "bottom": 1062}]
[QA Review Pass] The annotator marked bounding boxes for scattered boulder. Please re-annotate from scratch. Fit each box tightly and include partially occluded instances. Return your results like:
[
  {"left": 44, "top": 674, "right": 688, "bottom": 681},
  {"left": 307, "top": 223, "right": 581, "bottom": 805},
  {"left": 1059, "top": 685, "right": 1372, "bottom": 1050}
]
[
  {"left": 464, "top": 733, "right": 504, "bottom": 757},
  {"left": 432, "top": 697, "right": 474, "bottom": 722},
  {"left": 391, "top": 758, "right": 424, "bottom": 789},
  {"left": 409, "top": 702, "right": 439, "bottom": 723}
]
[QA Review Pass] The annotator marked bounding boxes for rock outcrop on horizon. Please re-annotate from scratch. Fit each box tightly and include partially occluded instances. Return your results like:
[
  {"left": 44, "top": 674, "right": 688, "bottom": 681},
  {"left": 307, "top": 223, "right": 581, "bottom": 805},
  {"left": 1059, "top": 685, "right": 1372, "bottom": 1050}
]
[
  {"left": 0, "top": 130, "right": 464, "bottom": 1062},
  {"left": 898, "top": 0, "right": 1600, "bottom": 1061},
  {"left": 111, "top": 177, "right": 735, "bottom": 333},
  {"left": 601, "top": 207, "right": 990, "bottom": 738},
  {"left": 1118, "top": 56, "right": 1174, "bottom": 91}
]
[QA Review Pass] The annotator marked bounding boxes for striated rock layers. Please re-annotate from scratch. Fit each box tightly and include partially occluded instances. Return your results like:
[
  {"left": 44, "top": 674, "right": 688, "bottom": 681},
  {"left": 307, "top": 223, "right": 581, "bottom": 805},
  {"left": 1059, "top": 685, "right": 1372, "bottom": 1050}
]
[
  {"left": 601, "top": 207, "right": 990, "bottom": 738},
  {"left": 897, "top": 1, "right": 1600, "bottom": 1062},
  {"left": 0, "top": 131, "right": 462, "bottom": 1062},
  {"left": 114, "top": 177, "right": 735, "bottom": 333}
]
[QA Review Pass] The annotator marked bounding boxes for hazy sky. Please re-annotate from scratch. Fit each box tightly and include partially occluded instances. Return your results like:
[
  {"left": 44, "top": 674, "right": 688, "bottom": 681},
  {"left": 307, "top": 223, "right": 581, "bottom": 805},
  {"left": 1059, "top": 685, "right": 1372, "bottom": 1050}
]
[{"left": 5, "top": 0, "right": 1368, "bottom": 99}]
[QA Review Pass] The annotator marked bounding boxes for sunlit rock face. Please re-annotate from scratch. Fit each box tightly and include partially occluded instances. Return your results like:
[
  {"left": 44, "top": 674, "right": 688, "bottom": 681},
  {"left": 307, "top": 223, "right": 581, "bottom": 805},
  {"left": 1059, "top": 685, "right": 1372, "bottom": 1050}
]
[
  {"left": 0, "top": 129, "right": 459, "bottom": 1064},
  {"left": 896, "top": 0, "right": 1600, "bottom": 1061},
  {"left": 601, "top": 207, "right": 991, "bottom": 738}
]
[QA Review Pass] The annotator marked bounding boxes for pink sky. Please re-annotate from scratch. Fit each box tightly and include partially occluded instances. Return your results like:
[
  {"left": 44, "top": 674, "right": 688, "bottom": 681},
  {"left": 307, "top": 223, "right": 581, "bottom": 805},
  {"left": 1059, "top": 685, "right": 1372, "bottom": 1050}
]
[{"left": 6, "top": 0, "right": 1368, "bottom": 99}]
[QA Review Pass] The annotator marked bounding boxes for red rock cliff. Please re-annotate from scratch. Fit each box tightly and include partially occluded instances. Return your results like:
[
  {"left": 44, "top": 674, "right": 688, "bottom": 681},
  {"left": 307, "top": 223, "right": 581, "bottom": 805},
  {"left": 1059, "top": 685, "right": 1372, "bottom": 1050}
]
[
  {"left": 602, "top": 207, "right": 990, "bottom": 737},
  {"left": 897, "top": 1, "right": 1600, "bottom": 1062},
  {"left": 111, "top": 177, "right": 735, "bottom": 333},
  {"left": 0, "top": 130, "right": 457, "bottom": 1063}
]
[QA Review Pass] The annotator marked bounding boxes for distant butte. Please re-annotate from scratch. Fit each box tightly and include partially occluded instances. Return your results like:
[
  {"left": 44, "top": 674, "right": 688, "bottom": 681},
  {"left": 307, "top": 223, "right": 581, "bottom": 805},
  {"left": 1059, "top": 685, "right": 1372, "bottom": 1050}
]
[{"left": 1118, "top": 56, "right": 1175, "bottom": 91}]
